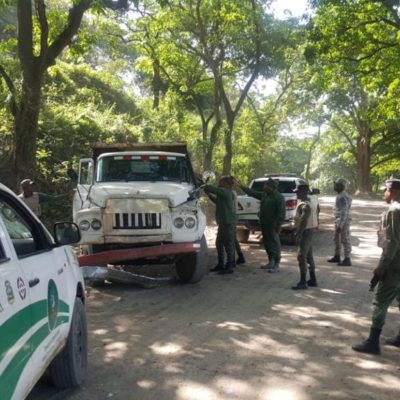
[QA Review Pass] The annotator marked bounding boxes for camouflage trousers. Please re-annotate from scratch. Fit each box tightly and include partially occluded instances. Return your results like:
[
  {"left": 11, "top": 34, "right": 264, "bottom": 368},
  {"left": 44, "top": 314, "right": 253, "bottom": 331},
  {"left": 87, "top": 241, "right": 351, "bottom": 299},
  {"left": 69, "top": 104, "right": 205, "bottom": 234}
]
[
  {"left": 216, "top": 223, "right": 235, "bottom": 265},
  {"left": 372, "top": 268, "right": 400, "bottom": 329},
  {"left": 261, "top": 225, "right": 281, "bottom": 263},
  {"left": 334, "top": 221, "right": 352, "bottom": 258},
  {"left": 297, "top": 228, "right": 316, "bottom": 275}
]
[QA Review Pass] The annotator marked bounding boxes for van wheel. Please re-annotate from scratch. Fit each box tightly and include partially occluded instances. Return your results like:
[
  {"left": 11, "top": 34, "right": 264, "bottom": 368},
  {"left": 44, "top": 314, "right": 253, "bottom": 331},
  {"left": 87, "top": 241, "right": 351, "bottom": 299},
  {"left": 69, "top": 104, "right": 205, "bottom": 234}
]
[
  {"left": 50, "top": 298, "right": 87, "bottom": 388},
  {"left": 236, "top": 227, "right": 250, "bottom": 243},
  {"left": 175, "top": 236, "right": 208, "bottom": 283}
]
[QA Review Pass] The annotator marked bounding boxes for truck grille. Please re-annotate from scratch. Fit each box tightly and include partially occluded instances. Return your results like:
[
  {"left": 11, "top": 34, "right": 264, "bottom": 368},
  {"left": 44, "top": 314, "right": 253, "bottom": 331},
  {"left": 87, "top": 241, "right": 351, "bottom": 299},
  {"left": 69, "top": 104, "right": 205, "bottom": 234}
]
[{"left": 113, "top": 213, "right": 162, "bottom": 230}]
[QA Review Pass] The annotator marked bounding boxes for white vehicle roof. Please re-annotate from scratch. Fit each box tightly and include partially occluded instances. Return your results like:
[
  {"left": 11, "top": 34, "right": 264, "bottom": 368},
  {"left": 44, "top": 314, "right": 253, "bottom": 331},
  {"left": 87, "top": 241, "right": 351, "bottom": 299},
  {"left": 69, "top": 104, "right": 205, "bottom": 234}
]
[
  {"left": 98, "top": 151, "right": 186, "bottom": 159},
  {"left": 253, "top": 176, "right": 299, "bottom": 182}
]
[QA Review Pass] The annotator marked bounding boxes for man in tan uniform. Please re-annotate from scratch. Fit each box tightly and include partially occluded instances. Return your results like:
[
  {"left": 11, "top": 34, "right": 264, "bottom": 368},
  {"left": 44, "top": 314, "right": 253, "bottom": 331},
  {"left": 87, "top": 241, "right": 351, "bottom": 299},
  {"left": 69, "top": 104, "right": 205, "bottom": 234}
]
[{"left": 18, "top": 179, "right": 70, "bottom": 217}]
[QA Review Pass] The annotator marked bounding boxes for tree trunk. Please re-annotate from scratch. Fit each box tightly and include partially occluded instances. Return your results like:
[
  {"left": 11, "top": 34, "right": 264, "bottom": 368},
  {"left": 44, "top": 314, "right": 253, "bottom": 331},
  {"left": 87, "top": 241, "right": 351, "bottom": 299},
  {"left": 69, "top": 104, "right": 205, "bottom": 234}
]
[
  {"left": 13, "top": 77, "right": 43, "bottom": 186},
  {"left": 222, "top": 115, "right": 234, "bottom": 175},
  {"left": 356, "top": 135, "right": 372, "bottom": 193}
]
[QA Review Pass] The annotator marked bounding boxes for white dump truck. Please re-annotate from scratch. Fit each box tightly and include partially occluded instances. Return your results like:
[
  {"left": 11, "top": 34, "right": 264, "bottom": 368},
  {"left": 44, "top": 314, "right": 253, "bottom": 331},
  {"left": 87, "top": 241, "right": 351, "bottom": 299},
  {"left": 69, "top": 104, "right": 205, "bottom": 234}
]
[{"left": 72, "top": 143, "right": 208, "bottom": 283}]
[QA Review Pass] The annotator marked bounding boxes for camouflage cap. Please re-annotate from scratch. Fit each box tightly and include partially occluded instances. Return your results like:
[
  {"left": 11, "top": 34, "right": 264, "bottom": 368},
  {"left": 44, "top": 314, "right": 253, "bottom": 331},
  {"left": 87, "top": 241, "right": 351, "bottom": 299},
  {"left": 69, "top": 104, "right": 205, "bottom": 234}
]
[
  {"left": 20, "top": 179, "right": 35, "bottom": 187},
  {"left": 385, "top": 179, "right": 400, "bottom": 191},
  {"left": 334, "top": 178, "right": 346, "bottom": 187},
  {"left": 294, "top": 179, "right": 309, "bottom": 192},
  {"left": 264, "top": 178, "right": 278, "bottom": 189}
]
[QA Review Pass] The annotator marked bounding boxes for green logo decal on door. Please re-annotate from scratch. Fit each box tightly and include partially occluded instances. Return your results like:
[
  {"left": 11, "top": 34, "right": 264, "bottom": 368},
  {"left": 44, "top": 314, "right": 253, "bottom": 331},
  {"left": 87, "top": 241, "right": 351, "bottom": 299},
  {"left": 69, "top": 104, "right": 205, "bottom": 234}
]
[{"left": 47, "top": 280, "right": 59, "bottom": 331}]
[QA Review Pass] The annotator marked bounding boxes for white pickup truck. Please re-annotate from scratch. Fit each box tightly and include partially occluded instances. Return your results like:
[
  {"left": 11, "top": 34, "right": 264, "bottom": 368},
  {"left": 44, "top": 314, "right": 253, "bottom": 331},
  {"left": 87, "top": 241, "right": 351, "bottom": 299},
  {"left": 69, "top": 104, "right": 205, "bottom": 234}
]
[
  {"left": 236, "top": 175, "right": 320, "bottom": 244},
  {"left": 0, "top": 183, "right": 86, "bottom": 400},
  {"left": 72, "top": 143, "right": 208, "bottom": 283}
]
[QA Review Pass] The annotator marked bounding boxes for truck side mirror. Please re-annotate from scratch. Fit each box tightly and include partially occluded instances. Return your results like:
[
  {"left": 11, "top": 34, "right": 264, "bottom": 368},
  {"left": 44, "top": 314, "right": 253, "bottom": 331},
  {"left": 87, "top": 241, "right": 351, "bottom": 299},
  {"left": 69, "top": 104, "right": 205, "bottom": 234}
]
[
  {"left": 202, "top": 170, "right": 216, "bottom": 184},
  {"left": 54, "top": 222, "right": 81, "bottom": 245}
]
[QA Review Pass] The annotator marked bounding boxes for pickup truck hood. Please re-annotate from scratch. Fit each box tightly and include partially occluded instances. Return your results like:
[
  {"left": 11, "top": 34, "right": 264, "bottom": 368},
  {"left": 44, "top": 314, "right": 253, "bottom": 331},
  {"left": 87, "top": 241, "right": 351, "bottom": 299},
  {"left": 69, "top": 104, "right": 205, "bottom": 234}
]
[{"left": 88, "top": 182, "right": 194, "bottom": 208}]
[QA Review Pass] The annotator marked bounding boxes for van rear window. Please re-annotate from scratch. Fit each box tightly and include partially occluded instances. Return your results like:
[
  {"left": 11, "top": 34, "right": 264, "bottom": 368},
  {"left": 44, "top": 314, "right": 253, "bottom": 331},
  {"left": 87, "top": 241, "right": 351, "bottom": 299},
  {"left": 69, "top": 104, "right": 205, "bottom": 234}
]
[{"left": 251, "top": 180, "right": 296, "bottom": 194}]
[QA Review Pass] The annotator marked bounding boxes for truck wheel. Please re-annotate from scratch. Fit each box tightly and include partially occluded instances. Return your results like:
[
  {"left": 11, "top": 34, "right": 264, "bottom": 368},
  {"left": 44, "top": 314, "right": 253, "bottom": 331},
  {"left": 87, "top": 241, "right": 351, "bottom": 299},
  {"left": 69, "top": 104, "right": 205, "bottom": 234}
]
[
  {"left": 236, "top": 227, "right": 250, "bottom": 243},
  {"left": 50, "top": 298, "right": 88, "bottom": 388},
  {"left": 175, "top": 236, "right": 208, "bottom": 283}
]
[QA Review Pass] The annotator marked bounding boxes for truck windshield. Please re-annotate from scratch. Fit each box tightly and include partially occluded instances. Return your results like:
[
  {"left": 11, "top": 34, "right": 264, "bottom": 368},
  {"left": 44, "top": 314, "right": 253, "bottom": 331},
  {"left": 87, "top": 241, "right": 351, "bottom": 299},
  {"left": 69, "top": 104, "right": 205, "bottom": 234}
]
[
  {"left": 96, "top": 155, "right": 192, "bottom": 183},
  {"left": 251, "top": 180, "right": 296, "bottom": 194}
]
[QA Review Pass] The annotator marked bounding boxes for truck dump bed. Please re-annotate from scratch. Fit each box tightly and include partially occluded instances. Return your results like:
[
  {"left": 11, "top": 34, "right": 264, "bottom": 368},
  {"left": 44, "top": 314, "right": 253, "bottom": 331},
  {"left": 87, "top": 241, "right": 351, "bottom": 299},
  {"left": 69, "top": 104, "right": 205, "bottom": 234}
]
[{"left": 91, "top": 143, "right": 188, "bottom": 161}]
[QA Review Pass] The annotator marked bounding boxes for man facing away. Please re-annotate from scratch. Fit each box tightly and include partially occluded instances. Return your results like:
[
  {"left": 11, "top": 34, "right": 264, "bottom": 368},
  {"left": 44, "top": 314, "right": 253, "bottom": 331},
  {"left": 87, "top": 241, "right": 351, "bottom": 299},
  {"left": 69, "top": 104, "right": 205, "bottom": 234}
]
[
  {"left": 204, "top": 176, "right": 237, "bottom": 274},
  {"left": 352, "top": 179, "right": 400, "bottom": 355},
  {"left": 235, "top": 177, "right": 285, "bottom": 273},
  {"left": 18, "top": 179, "right": 71, "bottom": 218},
  {"left": 291, "top": 180, "right": 319, "bottom": 290},
  {"left": 327, "top": 178, "right": 352, "bottom": 266}
]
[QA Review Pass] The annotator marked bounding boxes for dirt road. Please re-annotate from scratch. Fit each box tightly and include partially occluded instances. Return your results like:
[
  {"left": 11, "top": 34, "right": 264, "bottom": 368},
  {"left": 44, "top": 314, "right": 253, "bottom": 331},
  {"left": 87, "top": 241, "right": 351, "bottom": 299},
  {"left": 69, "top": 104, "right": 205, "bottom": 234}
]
[{"left": 30, "top": 196, "right": 400, "bottom": 400}]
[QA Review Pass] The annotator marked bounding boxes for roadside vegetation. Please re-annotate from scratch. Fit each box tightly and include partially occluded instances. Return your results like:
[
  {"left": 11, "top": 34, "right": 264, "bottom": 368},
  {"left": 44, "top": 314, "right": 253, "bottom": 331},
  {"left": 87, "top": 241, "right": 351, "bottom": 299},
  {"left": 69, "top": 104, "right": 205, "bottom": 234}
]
[{"left": 1, "top": 0, "right": 399, "bottom": 196}]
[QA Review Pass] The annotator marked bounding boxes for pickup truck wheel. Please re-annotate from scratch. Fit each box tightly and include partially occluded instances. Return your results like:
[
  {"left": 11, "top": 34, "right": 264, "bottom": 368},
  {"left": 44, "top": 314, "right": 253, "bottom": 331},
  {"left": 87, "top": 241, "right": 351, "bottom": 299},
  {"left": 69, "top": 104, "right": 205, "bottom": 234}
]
[
  {"left": 175, "top": 236, "right": 208, "bottom": 283},
  {"left": 50, "top": 298, "right": 88, "bottom": 388},
  {"left": 236, "top": 227, "right": 250, "bottom": 243}
]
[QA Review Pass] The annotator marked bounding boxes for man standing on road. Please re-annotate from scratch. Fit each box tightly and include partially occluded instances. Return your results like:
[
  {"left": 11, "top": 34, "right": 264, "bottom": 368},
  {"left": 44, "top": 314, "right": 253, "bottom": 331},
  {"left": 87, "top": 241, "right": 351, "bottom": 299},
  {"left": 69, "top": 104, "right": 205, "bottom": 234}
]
[
  {"left": 206, "top": 190, "right": 246, "bottom": 268},
  {"left": 18, "top": 179, "right": 71, "bottom": 218},
  {"left": 352, "top": 179, "right": 400, "bottom": 355},
  {"left": 327, "top": 178, "right": 352, "bottom": 266},
  {"left": 204, "top": 176, "right": 237, "bottom": 274},
  {"left": 291, "top": 180, "right": 319, "bottom": 290},
  {"left": 234, "top": 177, "right": 285, "bottom": 273}
]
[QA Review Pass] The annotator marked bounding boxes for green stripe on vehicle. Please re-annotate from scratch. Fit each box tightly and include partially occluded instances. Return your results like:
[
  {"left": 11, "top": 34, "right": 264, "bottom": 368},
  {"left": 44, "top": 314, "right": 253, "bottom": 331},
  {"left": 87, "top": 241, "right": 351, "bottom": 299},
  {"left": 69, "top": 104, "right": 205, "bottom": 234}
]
[
  {"left": 0, "top": 300, "right": 69, "bottom": 364},
  {"left": 0, "top": 314, "right": 70, "bottom": 400}
]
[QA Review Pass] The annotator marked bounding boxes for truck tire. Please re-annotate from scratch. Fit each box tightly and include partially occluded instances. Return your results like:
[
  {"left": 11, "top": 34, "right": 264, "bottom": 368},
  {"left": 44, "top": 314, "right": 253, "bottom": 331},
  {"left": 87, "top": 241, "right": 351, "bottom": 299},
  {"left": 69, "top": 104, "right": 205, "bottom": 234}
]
[
  {"left": 50, "top": 298, "right": 88, "bottom": 388},
  {"left": 175, "top": 236, "right": 208, "bottom": 283},
  {"left": 236, "top": 227, "right": 250, "bottom": 243}
]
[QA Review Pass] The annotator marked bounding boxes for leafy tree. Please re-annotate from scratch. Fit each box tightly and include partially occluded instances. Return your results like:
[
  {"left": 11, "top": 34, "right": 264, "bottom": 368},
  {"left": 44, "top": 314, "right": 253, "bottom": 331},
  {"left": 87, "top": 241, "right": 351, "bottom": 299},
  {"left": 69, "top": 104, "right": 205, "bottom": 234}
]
[
  {"left": 0, "top": 0, "right": 130, "bottom": 188},
  {"left": 307, "top": 0, "right": 400, "bottom": 192}
]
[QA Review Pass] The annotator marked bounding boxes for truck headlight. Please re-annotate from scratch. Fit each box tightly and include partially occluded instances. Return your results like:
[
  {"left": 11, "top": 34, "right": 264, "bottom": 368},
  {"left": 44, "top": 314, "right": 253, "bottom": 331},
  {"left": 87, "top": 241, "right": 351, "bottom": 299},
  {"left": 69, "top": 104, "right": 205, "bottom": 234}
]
[
  {"left": 173, "top": 217, "right": 184, "bottom": 229},
  {"left": 185, "top": 217, "right": 196, "bottom": 229},
  {"left": 91, "top": 219, "right": 102, "bottom": 230},
  {"left": 79, "top": 220, "right": 90, "bottom": 231}
]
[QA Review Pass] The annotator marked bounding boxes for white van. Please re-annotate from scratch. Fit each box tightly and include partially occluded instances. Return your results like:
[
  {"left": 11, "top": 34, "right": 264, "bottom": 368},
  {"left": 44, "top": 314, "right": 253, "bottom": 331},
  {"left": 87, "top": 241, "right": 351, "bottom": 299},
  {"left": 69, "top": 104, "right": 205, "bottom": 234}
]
[{"left": 0, "top": 183, "right": 87, "bottom": 400}]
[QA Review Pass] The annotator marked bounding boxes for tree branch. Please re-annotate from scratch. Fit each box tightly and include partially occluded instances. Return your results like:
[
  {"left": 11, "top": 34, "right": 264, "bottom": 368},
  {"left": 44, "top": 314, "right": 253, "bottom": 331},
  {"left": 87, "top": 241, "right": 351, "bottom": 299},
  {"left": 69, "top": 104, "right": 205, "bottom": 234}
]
[
  {"left": 0, "top": 64, "right": 18, "bottom": 116},
  {"left": 17, "top": 0, "right": 34, "bottom": 73},
  {"left": 36, "top": 0, "right": 49, "bottom": 62},
  {"left": 330, "top": 120, "right": 357, "bottom": 154}
]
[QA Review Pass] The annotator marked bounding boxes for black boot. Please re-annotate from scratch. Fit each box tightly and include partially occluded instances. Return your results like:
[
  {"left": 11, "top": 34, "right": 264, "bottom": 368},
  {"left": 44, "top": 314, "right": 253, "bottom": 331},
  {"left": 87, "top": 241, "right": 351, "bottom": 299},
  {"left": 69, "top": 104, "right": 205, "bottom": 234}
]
[
  {"left": 210, "top": 263, "right": 224, "bottom": 272},
  {"left": 385, "top": 330, "right": 400, "bottom": 348},
  {"left": 292, "top": 273, "right": 307, "bottom": 290},
  {"left": 307, "top": 271, "right": 318, "bottom": 287},
  {"left": 338, "top": 258, "right": 352, "bottom": 266},
  {"left": 236, "top": 252, "right": 246, "bottom": 265},
  {"left": 352, "top": 327, "right": 381, "bottom": 355},
  {"left": 327, "top": 255, "right": 340, "bottom": 263},
  {"left": 218, "top": 262, "right": 234, "bottom": 274}
]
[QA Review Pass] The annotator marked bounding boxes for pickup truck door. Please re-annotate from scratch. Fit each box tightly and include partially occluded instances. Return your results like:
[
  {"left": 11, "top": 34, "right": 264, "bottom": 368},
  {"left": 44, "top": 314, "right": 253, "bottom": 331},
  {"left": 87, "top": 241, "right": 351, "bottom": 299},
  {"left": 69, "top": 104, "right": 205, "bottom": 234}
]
[
  {"left": 73, "top": 158, "right": 94, "bottom": 219},
  {"left": 0, "top": 205, "right": 35, "bottom": 400},
  {"left": 0, "top": 192, "right": 70, "bottom": 393}
]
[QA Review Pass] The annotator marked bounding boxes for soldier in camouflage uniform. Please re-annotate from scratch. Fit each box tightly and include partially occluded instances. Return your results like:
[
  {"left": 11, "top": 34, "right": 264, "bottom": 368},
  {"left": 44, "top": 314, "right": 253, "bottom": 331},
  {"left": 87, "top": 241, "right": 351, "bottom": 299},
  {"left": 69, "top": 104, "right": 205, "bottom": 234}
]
[
  {"left": 327, "top": 178, "right": 352, "bottom": 266},
  {"left": 291, "top": 180, "right": 319, "bottom": 290},
  {"left": 235, "top": 177, "right": 285, "bottom": 273},
  {"left": 204, "top": 176, "right": 236, "bottom": 274},
  {"left": 207, "top": 191, "right": 246, "bottom": 268},
  {"left": 352, "top": 179, "right": 400, "bottom": 355}
]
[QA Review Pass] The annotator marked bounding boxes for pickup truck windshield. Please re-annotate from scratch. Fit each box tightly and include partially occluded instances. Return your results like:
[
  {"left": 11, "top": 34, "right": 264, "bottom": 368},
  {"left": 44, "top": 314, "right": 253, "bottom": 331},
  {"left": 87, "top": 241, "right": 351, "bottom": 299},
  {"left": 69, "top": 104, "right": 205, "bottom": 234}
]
[
  {"left": 97, "top": 155, "right": 192, "bottom": 183},
  {"left": 251, "top": 180, "right": 296, "bottom": 194}
]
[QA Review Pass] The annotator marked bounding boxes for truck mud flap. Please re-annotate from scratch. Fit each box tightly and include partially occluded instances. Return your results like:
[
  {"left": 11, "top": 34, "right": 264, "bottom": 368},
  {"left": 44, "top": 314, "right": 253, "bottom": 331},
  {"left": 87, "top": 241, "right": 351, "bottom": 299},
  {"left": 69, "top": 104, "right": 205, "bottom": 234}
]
[{"left": 82, "top": 266, "right": 173, "bottom": 289}]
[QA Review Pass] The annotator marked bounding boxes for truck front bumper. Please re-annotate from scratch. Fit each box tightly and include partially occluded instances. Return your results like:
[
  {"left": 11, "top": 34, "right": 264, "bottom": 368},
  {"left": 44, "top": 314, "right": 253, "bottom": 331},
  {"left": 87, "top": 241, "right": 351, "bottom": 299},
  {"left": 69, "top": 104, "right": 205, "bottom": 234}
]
[{"left": 78, "top": 241, "right": 202, "bottom": 266}]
